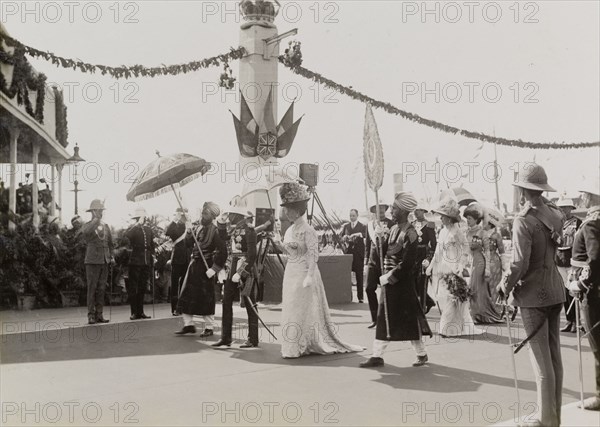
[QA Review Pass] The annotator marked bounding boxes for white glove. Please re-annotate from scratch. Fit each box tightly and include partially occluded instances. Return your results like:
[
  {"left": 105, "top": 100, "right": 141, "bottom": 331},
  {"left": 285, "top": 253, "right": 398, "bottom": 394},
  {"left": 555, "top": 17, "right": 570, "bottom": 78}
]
[
  {"left": 379, "top": 273, "right": 390, "bottom": 286},
  {"left": 422, "top": 259, "right": 430, "bottom": 268},
  {"left": 206, "top": 268, "right": 216, "bottom": 279},
  {"left": 568, "top": 280, "right": 581, "bottom": 292},
  {"left": 425, "top": 265, "right": 433, "bottom": 276},
  {"left": 374, "top": 225, "right": 384, "bottom": 238},
  {"left": 302, "top": 276, "right": 313, "bottom": 288},
  {"left": 166, "top": 260, "right": 172, "bottom": 267},
  {"left": 232, "top": 273, "right": 241, "bottom": 283},
  {"left": 137, "top": 215, "right": 146, "bottom": 225}
]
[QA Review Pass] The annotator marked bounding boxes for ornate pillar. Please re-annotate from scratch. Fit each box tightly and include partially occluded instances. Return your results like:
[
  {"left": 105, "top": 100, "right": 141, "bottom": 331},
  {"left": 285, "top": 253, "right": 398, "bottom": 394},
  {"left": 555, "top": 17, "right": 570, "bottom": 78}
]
[
  {"left": 238, "top": 0, "right": 280, "bottom": 211},
  {"left": 50, "top": 163, "right": 56, "bottom": 216},
  {"left": 56, "top": 163, "right": 63, "bottom": 223},
  {"left": 8, "top": 127, "right": 19, "bottom": 231},
  {"left": 32, "top": 142, "right": 40, "bottom": 228}
]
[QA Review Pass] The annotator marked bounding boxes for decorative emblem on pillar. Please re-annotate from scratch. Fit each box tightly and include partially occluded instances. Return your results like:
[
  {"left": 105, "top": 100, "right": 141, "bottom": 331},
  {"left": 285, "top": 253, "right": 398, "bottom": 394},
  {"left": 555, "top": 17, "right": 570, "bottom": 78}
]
[{"left": 257, "top": 132, "right": 277, "bottom": 160}]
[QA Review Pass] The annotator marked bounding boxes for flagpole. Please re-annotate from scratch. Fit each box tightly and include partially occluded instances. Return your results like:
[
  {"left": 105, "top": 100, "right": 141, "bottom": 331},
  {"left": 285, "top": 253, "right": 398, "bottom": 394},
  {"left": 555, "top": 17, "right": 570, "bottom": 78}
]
[
  {"left": 364, "top": 178, "right": 369, "bottom": 213},
  {"left": 493, "top": 128, "right": 501, "bottom": 209}
]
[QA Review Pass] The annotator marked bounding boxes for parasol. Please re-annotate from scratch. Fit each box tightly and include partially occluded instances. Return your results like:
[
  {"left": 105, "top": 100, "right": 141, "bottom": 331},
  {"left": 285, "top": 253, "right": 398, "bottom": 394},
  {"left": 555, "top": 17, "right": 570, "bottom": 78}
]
[
  {"left": 126, "top": 151, "right": 212, "bottom": 269},
  {"left": 451, "top": 187, "right": 477, "bottom": 206},
  {"left": 239, "top": 165, "right": 301, "bottom": 208}
]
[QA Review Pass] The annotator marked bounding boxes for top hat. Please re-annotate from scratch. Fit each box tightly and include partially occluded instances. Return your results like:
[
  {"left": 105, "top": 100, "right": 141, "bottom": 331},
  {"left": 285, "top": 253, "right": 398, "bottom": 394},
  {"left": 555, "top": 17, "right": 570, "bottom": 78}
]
[
  {"left": 86, "top": 199, "right": 105, "bottom": 212},
  {"left": 512, "top": 163, "right": 555, "bottom": 192},
  {"left": 279, "top": 182, "right": 310, "bottom": 206}
]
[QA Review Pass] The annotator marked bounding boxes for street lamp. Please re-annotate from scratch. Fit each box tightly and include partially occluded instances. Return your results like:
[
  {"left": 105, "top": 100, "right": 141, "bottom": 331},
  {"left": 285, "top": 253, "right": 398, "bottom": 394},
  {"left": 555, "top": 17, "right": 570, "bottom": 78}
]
[{"left": 66, "top": 143, "right": 85, "bottom": 215}]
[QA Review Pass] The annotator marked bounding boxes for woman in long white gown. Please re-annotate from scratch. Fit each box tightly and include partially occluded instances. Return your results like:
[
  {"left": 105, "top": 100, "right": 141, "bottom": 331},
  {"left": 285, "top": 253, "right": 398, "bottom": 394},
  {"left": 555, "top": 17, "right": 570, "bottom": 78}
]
[
  {"left": 426, "top": 199, "right": 483, "bottom": 337},
  {"left": 278, "top": 183, "right": 364, "bottom": 358}
]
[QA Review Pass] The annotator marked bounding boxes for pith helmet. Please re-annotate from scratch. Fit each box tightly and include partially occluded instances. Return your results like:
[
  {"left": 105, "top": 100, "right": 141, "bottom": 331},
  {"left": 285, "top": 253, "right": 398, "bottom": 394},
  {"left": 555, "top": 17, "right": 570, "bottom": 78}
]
[
  {"left": 512, "top": 163, "right": 555, "bottom": 192},
  {"left": 86, "top": 199, "right": 105, "bottom": 212}
]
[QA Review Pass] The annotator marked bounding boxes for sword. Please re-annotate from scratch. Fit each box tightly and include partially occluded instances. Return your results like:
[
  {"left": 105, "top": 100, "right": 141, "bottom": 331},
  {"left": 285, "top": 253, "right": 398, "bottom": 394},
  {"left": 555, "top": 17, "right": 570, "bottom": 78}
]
[
  {"left": 496, "top": 297, "right": 521, "bottom": 420},
  {"left": 574, "top": 295, "right": 585, "bottom": 409},
  {"left": 244, "top": 296, "right": 277, "bottom": 341}
]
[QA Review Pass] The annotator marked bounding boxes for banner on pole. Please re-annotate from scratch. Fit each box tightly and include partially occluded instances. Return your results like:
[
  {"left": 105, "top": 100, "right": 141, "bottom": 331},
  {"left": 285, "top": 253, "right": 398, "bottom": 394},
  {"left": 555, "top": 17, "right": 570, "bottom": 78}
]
[{"left": 363, "top": 104, "right": 384, "bottom": 192}]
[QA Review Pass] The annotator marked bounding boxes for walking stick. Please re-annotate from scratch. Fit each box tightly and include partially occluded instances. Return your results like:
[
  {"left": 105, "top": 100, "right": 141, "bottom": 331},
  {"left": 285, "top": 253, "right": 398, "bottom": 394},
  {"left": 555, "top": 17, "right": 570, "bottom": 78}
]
[
  {"left": 108, "top": 263, "right": 113, "bottom": 322},
  {"left": 574, "top": 294, "right": 585, "bottom": 409},
  {"left": 496, "top": 297, "right": 521, "bottom": 420}
]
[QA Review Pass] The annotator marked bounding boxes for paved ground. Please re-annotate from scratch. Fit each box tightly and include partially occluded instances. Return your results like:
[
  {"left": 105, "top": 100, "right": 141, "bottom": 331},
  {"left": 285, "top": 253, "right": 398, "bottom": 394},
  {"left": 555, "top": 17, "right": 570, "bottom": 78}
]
[{"left": 1, "top": 294, "right": 599, "bottom": 426}]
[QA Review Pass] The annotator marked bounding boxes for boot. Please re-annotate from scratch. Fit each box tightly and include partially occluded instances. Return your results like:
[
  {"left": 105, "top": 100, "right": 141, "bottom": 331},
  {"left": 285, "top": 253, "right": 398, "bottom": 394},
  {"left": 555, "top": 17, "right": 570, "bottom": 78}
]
[
  {"left": 174, "top": 325, "right": 196, "bottom": 335},
  {"left": 211, "top": 339, "right": 232, "bottom": 347},
  {"left": 96, "top": 316, "right": 109, "bottom": 323},
  {"left": 199, "top": 329, "right": 214, "bottom": 338},
  {"left": 239, "top": 340, "right": 258, "bottom": 348},
  {"left": 412, "top": 354, "right": 429, "bottom": 367},
  {"left": 367, "top": 322, "right": 377, "bottom": 329},
  {"left": 359, "top": 357, "right": 384, "bottom": 368},
  {"left": 88, "top": 315, "right": 96, "bottom": 325}
]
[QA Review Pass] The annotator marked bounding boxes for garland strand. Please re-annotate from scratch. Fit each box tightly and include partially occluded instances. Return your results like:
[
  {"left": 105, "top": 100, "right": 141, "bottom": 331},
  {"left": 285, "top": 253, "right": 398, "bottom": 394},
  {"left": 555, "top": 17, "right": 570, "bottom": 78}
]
[
  {"left": 0, "top": 32, "right": 245, "bottom": 79},
  {"left": 278, "top": 56, "right": 599, "bottom": 150}
]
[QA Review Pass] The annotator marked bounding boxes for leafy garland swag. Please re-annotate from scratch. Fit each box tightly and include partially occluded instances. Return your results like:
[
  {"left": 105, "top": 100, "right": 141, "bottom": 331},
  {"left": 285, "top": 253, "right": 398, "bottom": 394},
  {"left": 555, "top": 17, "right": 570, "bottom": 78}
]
[{"left": 2, "top": 31, "right": 597, "bottom": 150}]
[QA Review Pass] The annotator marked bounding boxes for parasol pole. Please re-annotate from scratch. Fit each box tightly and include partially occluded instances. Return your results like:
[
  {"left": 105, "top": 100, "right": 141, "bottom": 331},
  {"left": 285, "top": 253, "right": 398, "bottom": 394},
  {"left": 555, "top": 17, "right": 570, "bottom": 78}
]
[
  {"left": 375, "top": 189, "right": 391, "bottom": 340},
  {"left": 169, "top": 183, "right": 209, "bottom": 270}
]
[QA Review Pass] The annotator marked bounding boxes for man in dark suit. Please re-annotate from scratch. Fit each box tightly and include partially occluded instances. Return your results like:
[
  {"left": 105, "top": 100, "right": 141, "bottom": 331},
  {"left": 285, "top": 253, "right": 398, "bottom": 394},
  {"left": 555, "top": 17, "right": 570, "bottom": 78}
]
[
  {"left": 81, "top": 199, "right": 113, "bottom": 324},
  {"left": 342, "top": 209, "right": 367, "bottom": 303},
  {"left": 165, "top": 207, "right": 190, "bottom": 315},
  {"left": 124, "top": 207, "right": 155, "bottom": 320}
]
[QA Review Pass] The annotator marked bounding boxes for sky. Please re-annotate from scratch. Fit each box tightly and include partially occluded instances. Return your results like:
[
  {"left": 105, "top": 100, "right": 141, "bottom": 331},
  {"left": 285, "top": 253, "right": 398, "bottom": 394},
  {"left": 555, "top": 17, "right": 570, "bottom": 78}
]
[{"left": 2, "top": 0, "right": 599, "bottom": 227}]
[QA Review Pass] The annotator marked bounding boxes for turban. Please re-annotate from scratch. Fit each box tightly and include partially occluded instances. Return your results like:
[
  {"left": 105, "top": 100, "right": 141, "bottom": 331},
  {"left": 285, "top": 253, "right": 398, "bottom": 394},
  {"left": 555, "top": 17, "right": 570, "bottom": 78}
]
[
  {"left": 393, "top": 191, "right": 418, "bottom": 212},
  {"left": 202, "top": 201, "right": 221, "bottom": 219}
]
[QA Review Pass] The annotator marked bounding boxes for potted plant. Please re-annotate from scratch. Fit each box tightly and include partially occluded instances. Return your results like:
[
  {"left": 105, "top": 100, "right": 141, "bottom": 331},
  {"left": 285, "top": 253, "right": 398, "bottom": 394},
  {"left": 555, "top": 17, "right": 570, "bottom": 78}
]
[{"left": 58, "top": 271, "right": 84, "bottom": 307}]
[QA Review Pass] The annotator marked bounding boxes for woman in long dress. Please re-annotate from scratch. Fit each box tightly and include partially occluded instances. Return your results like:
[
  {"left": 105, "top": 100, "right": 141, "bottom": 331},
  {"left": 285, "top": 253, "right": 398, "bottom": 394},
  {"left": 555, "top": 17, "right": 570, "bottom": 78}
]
[
  {"left": 278, "top": 183, "right": 364, "bottom": 358},
  {"left": 426, "top": 199, "right": 483, "bottom": 337},
  {"left": 464, "top": 204, "right": 502, "bottom": 324},
  {"left": 484, "top": 221, "right": 505, "bottom": 309}
]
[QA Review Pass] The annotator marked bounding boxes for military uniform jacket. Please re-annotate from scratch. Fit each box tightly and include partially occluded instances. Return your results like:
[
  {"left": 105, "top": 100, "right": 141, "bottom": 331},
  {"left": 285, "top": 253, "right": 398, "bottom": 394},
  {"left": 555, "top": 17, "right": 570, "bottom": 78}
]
[
  {"left": 81, "top": 218, "right": 113, "bottom": 265},
  {"left": 366, "top": 218, "right": 395, "bottom": 268},
  {"left": 124, "top": 224, "right": 155, "bottom": 266},
  {"left": 503, "top": 198, "right": 566, "bottom": 307},
  {"left": 571, "top": 209, "right": 600, "bottom": 298},
  {"left": 413, "top": 220, "right": 437, "bottom": 263}
]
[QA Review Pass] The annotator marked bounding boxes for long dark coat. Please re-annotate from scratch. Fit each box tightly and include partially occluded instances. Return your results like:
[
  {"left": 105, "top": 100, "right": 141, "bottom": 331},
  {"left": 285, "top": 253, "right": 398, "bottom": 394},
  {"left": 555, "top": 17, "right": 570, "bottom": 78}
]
[
  {"left": 177, "top": 223, "right": 227, "bottom": 315},
  {"left": 376, "top": 222, "right": 432, "bottom": 341}
]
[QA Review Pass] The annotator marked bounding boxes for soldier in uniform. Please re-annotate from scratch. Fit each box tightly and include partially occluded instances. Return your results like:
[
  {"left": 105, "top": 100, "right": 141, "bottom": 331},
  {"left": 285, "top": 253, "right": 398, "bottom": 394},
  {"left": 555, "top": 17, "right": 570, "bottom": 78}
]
[
  {"left": 81, "top": 199, "right": 114, "bottom": 325},
  {"left": 360, "top": 192, "right": 433, "bottom": 368},
  {"left": 212, "top": 207, "right": 260, "bottom": 348},
  {"left": 364, "top": 202, "right": 394, "bottom": 328},
  {"left": 497, "top": 163, "right": 565, "bottom": 427},
  {"left": 567, "top": 203, "right": 600, "bottom": 411},
  {"left": 412, "top": 202, "right": 437, "bottom": 313},
  {"left": 123, "top": 207, "right": 155, "bottom": 320},
  {"left": 555, "top": 198, "right": 582, "bottom": 332}
]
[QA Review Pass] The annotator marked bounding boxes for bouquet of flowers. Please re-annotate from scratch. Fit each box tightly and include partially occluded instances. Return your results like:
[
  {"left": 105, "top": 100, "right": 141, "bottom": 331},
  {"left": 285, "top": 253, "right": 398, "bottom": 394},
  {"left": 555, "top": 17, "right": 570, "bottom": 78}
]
[{"left": 441, "top": 272, "right": 472, "bottom": 303}]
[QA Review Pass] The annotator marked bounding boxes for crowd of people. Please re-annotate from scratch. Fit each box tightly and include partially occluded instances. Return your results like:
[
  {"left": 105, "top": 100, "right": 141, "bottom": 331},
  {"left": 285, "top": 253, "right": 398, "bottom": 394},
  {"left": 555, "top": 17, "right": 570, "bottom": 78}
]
[{"left": 65, "top": 162, "right": 599, "bottom": 426}]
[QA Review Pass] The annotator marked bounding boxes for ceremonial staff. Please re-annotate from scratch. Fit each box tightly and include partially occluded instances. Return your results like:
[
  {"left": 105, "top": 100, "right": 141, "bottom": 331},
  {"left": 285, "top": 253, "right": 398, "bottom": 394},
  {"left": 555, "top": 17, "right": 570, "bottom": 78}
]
[{"left": 363, "top": 104, "right": 390, "bottom": 339}]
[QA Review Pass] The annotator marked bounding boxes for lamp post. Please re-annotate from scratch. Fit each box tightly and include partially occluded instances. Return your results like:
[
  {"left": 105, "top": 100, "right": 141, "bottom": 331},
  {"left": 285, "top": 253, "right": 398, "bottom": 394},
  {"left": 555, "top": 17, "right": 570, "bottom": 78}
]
[{"left": 67, "top": 144, "right": 85, "bottom": 215}]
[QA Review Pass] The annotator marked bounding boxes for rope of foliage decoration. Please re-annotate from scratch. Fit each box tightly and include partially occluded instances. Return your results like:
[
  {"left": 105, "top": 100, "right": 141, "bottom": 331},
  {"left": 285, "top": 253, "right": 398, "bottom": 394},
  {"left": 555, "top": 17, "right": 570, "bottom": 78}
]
[
  {"left": 0, "top": 32, "right": 245, "bottom": 79},
  {"left": 278, "top": 45, "right": 599, "bottom": 150}
]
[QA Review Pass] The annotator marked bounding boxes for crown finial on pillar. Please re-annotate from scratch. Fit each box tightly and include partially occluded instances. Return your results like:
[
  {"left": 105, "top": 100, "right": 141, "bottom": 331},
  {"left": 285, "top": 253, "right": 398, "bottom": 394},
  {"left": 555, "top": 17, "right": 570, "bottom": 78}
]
[{"left": 240, "top": 0, "right": 279, "bottom": 26}]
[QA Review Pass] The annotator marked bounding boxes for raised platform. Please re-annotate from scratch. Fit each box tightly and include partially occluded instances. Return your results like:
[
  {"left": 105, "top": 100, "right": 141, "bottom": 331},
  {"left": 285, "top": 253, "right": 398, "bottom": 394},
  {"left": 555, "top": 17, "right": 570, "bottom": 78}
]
[{"left": 261, "top": 254, "right": 353, "bottom": 304}]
